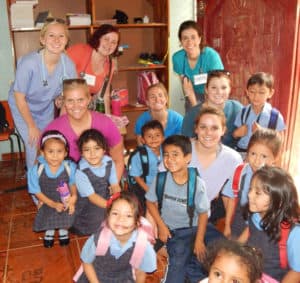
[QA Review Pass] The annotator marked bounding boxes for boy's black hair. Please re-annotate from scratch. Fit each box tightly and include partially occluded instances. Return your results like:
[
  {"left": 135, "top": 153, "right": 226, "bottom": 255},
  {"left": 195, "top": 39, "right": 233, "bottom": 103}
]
[
  {"left": 247, "top": 72, "right": 274, "bottom": 89},
  {"left": 203, "top": 239, "right": 263, "bottom": 283},
  {"left": 77, "top": 128, "right": 108, "bottom": 153},
  {"left": 141, "top": 120, "right": 164, "bottom": 138},
  {"left": 162, "top": 135, "right": 191, "bottom": 156}
]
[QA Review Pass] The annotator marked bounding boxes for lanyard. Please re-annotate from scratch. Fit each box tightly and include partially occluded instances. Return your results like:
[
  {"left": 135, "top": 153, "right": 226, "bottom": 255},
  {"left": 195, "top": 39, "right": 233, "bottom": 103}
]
[
  {"left": 79, "top": 49, "right": 93, "bottom": 78},
  {"left": 40, "top": 49, "right": 67, "bottom": 87}
]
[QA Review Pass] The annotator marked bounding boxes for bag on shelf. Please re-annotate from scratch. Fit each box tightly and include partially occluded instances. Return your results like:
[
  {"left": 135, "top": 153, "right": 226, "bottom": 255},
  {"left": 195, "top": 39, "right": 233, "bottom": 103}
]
[{"left": 137, "top": 71, "right": 159, "bottom": 105}]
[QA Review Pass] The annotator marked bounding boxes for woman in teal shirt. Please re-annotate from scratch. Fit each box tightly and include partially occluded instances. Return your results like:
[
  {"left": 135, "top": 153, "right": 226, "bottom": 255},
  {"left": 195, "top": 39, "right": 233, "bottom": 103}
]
[{"left": 172, "top": 20, "right": 224, "bottom": 111}]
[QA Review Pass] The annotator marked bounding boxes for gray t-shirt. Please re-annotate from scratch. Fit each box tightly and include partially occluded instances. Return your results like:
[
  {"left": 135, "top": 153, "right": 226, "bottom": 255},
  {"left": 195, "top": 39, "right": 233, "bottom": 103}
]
[{"left": 146, "top": 171, "right": 209, "bottom": 230}]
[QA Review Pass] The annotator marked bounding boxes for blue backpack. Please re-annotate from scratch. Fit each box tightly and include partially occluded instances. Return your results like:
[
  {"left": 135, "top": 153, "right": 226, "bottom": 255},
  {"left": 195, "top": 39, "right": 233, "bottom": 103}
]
[{"left": 155, "top": 167, "right": 198, "bottom": 227}]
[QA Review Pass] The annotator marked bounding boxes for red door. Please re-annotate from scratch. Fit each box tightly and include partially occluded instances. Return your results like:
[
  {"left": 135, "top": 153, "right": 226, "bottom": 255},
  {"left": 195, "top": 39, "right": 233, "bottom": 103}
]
[{"left": 199, "top": 0, "right": 300, "bottom": 169}]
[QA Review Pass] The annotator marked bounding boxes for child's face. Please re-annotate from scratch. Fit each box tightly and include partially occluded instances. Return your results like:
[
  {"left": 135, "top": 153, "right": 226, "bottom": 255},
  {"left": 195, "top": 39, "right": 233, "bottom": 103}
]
[
  {"left": 163, "top": 145, "right": 191, "bottom": 174},
  {"left": 195, "top": 113, "right": 225, "bottom": 149},
  {"left": 81, "top": 140, "right": 105, "bottom": 167},
  {"left": 248, "top": 177, "right": 270, "bottom": 217},
  {"left": 142, "top": 128, "right": 164, "bottom": 151},
  {"left": 64, "top": 87, "right": 91, "bottom": 120},
  {"left": 205, "top": 76, "right": 231, "bottom": 107},
  {"left": 41, "top": 139, "right": 67, "bottom": 169},
  {"left": 246, "top": 84, "right": 274, "bottom": 109},
  {"left": 247, "top": 143, "right": 276, "bottom": 172},
  {"left": 209, "top": 253, "right": 251, "bottom": 283},
  {"left": 108, "top": 199, "right": 136, "bottom": 243},
  {"left": 146, "top": 86, "right": 167, "bottom": 110}
]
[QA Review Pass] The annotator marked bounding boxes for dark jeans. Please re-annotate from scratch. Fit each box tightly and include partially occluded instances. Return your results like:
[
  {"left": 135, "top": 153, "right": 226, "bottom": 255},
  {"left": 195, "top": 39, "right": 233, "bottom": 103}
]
[{"left": 165, "top": 223, "right": 224, "bottom": 283}]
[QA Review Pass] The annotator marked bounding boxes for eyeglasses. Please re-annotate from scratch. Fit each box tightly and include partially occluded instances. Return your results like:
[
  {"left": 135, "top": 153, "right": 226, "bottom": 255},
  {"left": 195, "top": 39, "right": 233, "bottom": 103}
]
[
  {"left": 208, "top": 69, "right": 231, "bottom": 77},
  {"left": 45, "top": 17, "right": 66, "bottom": 24}
]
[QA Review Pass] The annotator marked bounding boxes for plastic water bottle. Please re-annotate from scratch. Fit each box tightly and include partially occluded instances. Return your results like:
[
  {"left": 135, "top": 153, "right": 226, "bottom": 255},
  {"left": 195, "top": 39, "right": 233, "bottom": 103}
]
[
  {"left": 57, "top": 181, "right": 70, "bottom": 208},
  {"left": 111, "top": 92, "right": 121, "bottom": 116},
  {"left": 95, "top": 96, "right": 105, "bottom": 113}
]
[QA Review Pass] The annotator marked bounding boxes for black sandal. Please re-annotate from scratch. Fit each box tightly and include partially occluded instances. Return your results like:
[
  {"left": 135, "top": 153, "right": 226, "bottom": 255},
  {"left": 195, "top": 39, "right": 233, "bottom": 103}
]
[{"left": 43, "top": 236, "right": 54, "bottom": 248}]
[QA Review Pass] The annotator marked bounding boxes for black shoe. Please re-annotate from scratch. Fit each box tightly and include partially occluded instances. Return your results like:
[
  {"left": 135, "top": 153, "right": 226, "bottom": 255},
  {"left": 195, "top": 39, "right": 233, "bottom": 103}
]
[
  {"left": 59, "top": 237, "right": 70, "bottom": 246},
  {"left": 43, "top": 238, "right": 54, "bottom": 248}
]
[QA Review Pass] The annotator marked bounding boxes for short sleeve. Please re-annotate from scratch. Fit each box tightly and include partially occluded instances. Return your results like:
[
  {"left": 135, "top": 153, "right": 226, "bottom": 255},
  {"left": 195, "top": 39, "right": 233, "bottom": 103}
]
[
  {"left": 138, "top": 241, "right": 157, "bottom": 272},
  {"left": 145, "top": 176, "right": 158, "bottom": 203},
  {"left": 287, "top": 225, "right": 300, "bottom": 271},
  {"left": 234, "top": 108, "right": 243, "bottom": 127},
  {"left": 80, "top": 235, "right": 96, "bottom": 263},
  {"left": 68, "top": 161, "right": 77, "bottom": 185},
  {"left": 128, "top": 152, "right": 143, "bottom": 177},
  {"left": 172, "top": 50, "right": 184, "bottom": 75},
  {"left": 75, "top": 170, "right": 95, "bottom": 197},
  {"left": 109, "top": 161, "right": 118, "bottom": 185},
  {"left": 194, "top": 177, "right": 210, "bottom": 214},
  {"left": 134, "top": 112, "right": 151, "bottom": 136},
  {"left": 27, "top": 165, "right": 41, "bottom": 194}
]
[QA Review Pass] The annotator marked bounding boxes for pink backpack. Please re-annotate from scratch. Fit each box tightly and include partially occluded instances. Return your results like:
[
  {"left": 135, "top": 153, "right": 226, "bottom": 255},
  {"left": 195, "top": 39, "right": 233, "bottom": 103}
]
[
  {"left": 137, "top": 71, "right": 159, "bottom": 105},
  {"left": 73, "top": 217, "right": 155, "bottom": 282}
]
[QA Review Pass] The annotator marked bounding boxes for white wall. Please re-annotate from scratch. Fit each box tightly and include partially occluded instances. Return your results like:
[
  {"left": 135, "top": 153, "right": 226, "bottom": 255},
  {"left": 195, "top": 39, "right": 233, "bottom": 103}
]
[
  {"left": 169, "top": 0, "right": 196, "bottom": 115},
  {"left": 0, "top": 0, "right": 17, "bottom": 158}
]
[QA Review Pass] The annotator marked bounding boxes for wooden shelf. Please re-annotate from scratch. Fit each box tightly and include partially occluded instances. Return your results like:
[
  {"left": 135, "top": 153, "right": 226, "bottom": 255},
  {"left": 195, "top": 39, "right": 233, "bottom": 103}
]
[
  {"left": 12, "top": 25, "right": 91, "bottom": 32},
  {"left": 121, "top": 104, "right": 148, "bottom": 112},
  {"left": 118, "top": 64, "right": 166, "bottom": 72},
  {"left": 93, "top": 23, "right": 167, "bottom": 28}
]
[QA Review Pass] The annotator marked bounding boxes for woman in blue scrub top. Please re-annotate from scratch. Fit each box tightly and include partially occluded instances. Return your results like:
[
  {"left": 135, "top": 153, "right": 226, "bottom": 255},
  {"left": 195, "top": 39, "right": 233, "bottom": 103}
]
[
  {"left": 8, "top": 18, "right": 77, "bottom": 169},
  {"left": 172, "top": 20, "right": 224, "bottom": 112}
]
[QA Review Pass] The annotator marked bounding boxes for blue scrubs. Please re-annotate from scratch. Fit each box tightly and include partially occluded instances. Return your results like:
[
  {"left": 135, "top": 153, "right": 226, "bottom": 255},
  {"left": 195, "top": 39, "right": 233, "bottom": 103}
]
[{"left": 8, "top": 50, "right": 76, "bottom": 168}]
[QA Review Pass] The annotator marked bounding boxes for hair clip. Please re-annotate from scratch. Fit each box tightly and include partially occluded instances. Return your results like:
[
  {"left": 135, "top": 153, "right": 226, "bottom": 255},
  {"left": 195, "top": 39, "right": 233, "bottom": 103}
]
[{"left": 106, "top": 192, "right": 121, "bottom": 208}]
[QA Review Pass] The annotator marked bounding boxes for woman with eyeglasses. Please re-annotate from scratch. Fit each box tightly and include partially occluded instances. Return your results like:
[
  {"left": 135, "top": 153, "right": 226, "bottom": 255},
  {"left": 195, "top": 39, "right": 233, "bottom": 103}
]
[
  {"left": 8, "top": 18, "right": 77, "bottom": 169},
  {"left": 67, "top": 24, "right": 120, "bottom": 114},
  {"left": 172, "top": 20, "right": 224, "bottom": 111},
  {"left": 182, "top": 70, "right": 242, "bottom": 149}
]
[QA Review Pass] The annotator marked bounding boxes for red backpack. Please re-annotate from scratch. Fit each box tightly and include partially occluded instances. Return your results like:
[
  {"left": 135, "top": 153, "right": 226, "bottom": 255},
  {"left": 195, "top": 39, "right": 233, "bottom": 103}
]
[{"left": 137, "top": 71, "right": 159, "bottom": 105}]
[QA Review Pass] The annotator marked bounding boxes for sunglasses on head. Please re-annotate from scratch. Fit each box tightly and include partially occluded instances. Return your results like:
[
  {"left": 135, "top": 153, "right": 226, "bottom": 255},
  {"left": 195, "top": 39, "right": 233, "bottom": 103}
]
[
  {"left": 208, "top": 69, "right": 231, "bottom": 77},
  {"left": 45, "top": 17, "right": 66, "bottom": 24}
]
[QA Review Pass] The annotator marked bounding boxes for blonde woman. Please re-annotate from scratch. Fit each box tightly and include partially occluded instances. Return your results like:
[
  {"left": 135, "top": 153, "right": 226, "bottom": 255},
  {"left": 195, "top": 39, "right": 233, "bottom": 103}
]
[
  {"left": 135, "top": 82, "right": 183, "bottom": 145},
  {"left": 8, "top": 18, "right": 76, "bottom": 168}
]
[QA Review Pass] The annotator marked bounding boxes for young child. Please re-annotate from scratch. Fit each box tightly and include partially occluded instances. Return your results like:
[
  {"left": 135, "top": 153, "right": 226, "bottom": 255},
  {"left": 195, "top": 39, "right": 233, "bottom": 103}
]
[
  {"left": 135, "top": 82, "right": 183, "bottom": 145},
  {"left": 74, "top": 191, "right": 157, "bottom": 283},
  {"left": 240, "top": 166, "right": 300, "bottom": 282},
  {"left": 72, "top": 128, "right": 121, "bottom": 236},
  {"left": 146, "top": 135, "right": 210, "bottom": 283},
  {"left": 199, "top": 239, "right": 263, "bottom": 283},
  {"left": 233, "top": 72, "right": 285, "bottom": 153},
  {"left": 128, "top": 120, "right": 164, "bottom": 214},
  {"left": 222, "top": 128, "right": 282, "bottom": 238},
  {"left": 28, "top": 130, "right": 77, "bottom": 248}
]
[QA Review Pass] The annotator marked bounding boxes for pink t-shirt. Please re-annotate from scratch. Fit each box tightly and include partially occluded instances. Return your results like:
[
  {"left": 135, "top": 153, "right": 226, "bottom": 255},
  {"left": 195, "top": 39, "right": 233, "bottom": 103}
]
[{"left": 44, "top": 111, "right": 122, "bottom": 162}]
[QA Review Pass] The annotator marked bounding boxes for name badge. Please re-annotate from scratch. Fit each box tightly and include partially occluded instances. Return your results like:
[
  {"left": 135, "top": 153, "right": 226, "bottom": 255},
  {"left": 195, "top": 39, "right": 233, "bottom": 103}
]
[
  {"left": 83, "top": 73, "right": 96, "bottom": 86},
  {"left": 194, "top": 73, "right": 207, "bottom": 85}
]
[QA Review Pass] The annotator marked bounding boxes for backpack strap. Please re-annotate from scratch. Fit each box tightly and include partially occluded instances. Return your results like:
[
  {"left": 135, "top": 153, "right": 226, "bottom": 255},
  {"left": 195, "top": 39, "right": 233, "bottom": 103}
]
[
  {"left": 241, "top": 106, "right": 251, "bottom": 124},
  {"left": 63, "top": 161, "right": 71, "bottom": 177},
  {"left": 279, "top": 222, "right": 291, "bottom": 269},
  {"left": 268, "top": 108, "right": 279, "bottom": 130},
  {"left": 130, "top": 229, "right": 148, "bottom": 269},
  {"left": 156, "top": 171, "right": 167, "bottom": 212},
  {"left": 37, "top": 160, "right": 71, "bottom": 178},
  {"left": 187, "top": 167, "right": 197, "bottom": 227}
]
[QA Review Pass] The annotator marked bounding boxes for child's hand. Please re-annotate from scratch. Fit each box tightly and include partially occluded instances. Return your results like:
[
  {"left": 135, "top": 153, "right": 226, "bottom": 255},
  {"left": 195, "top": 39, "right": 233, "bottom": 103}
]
[
  {"left": 37, "top": 201, "right": 44, "bottom": 209},
  {"left": 66, "top": 195, "right": 76, "bottom": 215},
  {"left": 252, "top": 122, "right": 262, "bottom": 133},
  {"left": 223, "top": 225, "right": 231, "bottom": 238},
  {"left": 53, "top": 202, "right": 64, "bottom": 213},
  {"left": 194, "top": 240, "right": 206, "bottom": 262},
  {"left": 233, "top": 124, "right": 248, "bottom": 138},
  {"left": 158, "top": 224, "right": 171, "bottom": 243},
  {"left": 68, "top": 203, "right": 75, "bottom": 215}
]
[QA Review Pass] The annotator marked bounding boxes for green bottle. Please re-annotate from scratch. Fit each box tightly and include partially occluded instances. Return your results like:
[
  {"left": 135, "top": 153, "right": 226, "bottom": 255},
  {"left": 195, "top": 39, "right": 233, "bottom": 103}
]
[{"left": 95, "top": 97, "right": 105, "bottom": 113}]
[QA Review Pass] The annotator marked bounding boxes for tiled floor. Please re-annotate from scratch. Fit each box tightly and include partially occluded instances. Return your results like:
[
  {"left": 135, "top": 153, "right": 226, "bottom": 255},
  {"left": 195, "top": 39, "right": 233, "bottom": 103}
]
[{"left": 0, "top": 159, "right": 167, "bottom": 283}]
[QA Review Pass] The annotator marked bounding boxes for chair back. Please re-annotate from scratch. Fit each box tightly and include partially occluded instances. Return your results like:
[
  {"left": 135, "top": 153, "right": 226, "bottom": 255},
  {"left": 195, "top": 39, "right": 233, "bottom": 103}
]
[{"left": 0, "top": 101, "right": 14, "bottom": 130}]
